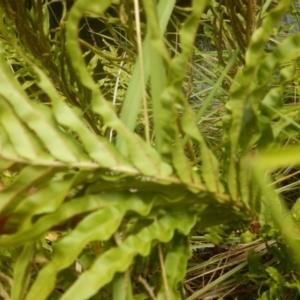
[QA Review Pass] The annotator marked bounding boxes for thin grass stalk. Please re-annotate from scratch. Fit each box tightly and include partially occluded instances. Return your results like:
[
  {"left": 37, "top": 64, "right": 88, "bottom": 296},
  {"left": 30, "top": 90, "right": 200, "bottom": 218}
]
[
  {"left": 133, "top": 0, "right": 150, "bottom": 144},
  {"left": 117, "top": 0, "right": 176, "bottom": 155},
  {"left": 109, "top": 52, "right": 126, "bottom": 141},
  {"left": 158, "top": 242, "right": 171, "bottom": 300}
]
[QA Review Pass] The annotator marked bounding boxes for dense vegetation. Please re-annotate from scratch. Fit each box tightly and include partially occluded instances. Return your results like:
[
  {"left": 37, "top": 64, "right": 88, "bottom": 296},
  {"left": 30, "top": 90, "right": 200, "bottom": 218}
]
[{"left": 1, "top": 0, "right": 300, "bottom": 299}]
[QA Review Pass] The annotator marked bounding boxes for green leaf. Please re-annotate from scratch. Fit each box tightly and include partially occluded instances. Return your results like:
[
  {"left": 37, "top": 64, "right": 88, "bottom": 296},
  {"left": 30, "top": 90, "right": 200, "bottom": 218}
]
[
  {"left": 24, "top": 193, "right": 159, "bottom": 300},
  {"left": 224, "top": 0, "right": 296, "bottom": 200},
  {"left": 247, "top": 249, "right": 263, "bottom": 275},
  {"left": 4, "top": 172, "right": 81, "bottom": 233},
  {"left": 34, "top": 68, "right": 132, "bottom": 169},
  {"left": 266, "top": 266, "right": 286, "bottom": 285},
  {"left": 0, "top": 100, "right": 39, "bottom": 161},
  {"left": 11, "top": 244, "right": 34, "bottom": 300},
  {"left": 59, "top": 213, "right": 196, "bottom": 300},
  {"left": 252, "top": 157, "right": 300, "bottom": 270},
  {"left": 0, "top": 51, "right": 80, "bottom": 163},
  {"left": 117, "top": 0, "right": 176, "bottom": 154},
  {"left": 0, "top": 192, "right": 155, "bottom": 247},
  {"left": 157, "top": 234, "right": 190, "bottom": 300},
  {"left": 240, "top": 230, "right": 256, "bottom": 243},
  {"left": 65, "top": 0, "right": 172, "bottom": 176},
  {"left": 0, "top": 166, "right": 56, "bottom": 220},
  {"left": 291, "top": 198, "right": 300, "bottom": 222}
]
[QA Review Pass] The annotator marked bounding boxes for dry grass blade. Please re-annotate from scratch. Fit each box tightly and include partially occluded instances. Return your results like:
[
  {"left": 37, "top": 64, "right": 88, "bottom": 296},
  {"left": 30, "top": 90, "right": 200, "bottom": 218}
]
[{"left": 186, "top": 239, "right": 276, "bottom": 299}]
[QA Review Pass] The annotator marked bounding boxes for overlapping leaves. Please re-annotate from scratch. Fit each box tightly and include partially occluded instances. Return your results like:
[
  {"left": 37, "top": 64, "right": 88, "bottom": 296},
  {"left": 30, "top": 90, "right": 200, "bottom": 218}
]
[{"left": 0, "top": 0, "right": 300, "bottom": 299}]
